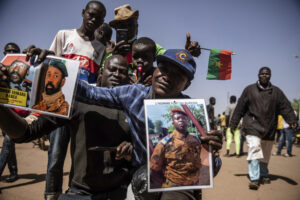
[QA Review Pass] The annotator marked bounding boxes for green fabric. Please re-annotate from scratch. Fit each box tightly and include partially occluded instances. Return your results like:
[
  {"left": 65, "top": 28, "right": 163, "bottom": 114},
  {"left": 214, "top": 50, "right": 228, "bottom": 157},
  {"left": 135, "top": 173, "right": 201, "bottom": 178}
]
[
  {"left": 206, "top": 48, "right": 221, "bottom": 80},
  {"left": 100, "top": 43, "right": 165, "bottom": 69},
  {"left": 226, "top": 128, "right": 241, "bottom": 155},
  {"left": 155, "top": 43, "right": 166, "bottom": 55},
  {"left": 100, "top": 52, "right": 113, "bottom": 69}
]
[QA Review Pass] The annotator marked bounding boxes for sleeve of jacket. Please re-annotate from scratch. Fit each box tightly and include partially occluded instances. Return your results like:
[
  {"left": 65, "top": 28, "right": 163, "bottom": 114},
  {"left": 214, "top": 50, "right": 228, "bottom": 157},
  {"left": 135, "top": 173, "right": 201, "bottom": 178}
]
[
  {"left": 277, "top": 88, "right": 297, "bottom": 125},
  {"left": 230, "top": 87, "right": 249, "bottom": 130},
  {"left": 13, "top": 114, "right": 67, "bottom": 143},
  {"left": 75, "top": 79, "right": 134, "bottom": 110},
  {"left": 150, "top": 142, "right": 165, "bottom": 172}
]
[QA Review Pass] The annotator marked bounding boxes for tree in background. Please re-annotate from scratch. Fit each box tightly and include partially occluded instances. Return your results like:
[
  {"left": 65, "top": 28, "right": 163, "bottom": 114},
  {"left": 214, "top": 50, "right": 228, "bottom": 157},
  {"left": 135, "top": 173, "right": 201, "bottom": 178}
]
[
  {"left": 154, "top": 120, "right": 163, "bottom": 133},
  {"left": 148, "top": 118, "right": 155, "bottom": 134}
]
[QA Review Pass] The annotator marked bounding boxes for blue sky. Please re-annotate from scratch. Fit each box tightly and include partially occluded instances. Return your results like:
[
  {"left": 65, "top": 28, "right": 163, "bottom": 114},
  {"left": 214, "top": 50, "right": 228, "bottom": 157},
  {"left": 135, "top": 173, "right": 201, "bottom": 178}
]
[{"left": 1, "top": 0, "right": 299, "bottom": 115}]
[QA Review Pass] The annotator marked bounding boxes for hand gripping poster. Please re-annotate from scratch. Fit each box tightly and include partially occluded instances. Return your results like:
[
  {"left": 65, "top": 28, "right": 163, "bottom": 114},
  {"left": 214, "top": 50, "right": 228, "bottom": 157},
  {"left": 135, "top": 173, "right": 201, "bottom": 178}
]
[
  {"left": 0, "top": 54, "right": 80, "bottom": 118},
  {"left": 144, "top": 99, "right": 213, "bottom": 192}
]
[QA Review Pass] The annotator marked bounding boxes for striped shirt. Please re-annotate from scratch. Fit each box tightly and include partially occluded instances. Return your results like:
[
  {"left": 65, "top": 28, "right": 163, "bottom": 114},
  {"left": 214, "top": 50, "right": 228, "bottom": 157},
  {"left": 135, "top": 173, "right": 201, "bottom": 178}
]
[{"left": 76, "top": 79, "right": 188, "bottom": 166}]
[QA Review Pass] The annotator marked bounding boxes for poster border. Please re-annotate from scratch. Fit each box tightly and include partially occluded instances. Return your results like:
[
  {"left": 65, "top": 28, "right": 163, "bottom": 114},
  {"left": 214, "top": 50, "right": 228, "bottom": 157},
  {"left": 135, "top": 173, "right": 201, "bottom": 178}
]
[
  {"left": 144, "top": 98, "right": 213, "bottom": 192},
  {"left": 0, "top": 54, "right": 80, "bottom": 119}
]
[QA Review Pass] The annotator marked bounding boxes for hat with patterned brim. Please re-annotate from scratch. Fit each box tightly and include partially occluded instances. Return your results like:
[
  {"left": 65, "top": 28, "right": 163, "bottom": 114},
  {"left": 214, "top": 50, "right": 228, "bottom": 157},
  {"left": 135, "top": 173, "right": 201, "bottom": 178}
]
[{"left": 109, "top": 4, "right": 139, "bottom": 28}]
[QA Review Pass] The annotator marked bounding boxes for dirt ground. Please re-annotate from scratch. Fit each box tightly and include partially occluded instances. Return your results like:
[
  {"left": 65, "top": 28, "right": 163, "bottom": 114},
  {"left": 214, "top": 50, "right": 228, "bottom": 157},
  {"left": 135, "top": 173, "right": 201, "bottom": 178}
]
[{"left": 0, "top": 134, "right": 300, "bottom": 200}]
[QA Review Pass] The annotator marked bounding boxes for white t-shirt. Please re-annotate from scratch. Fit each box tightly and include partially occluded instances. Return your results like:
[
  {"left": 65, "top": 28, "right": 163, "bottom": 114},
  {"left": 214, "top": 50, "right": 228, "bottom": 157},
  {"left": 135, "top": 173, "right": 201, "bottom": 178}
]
[{"left": 50, "top": 29, "right": 106, "bottom": 84}]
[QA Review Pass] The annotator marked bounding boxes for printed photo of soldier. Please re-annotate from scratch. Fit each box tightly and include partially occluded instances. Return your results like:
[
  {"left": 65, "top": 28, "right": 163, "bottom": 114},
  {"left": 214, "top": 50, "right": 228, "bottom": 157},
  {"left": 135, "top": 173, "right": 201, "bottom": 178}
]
[
  {"left": 33, "top": 59, "right": 70, "bottom": 116},
  {"left": 145, "top": 100, "right": 212, "bottom": 192}
]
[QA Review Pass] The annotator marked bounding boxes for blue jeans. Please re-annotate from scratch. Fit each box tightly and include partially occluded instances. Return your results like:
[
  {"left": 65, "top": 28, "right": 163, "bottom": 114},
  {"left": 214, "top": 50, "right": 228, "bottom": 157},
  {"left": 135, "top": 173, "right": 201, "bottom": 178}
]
[
  {"left": 0, "top": 134, "right": 18, "bottom": 176},
  {"left": 45, "top": 126, "right": 70, "bottom": 197},
  {"left": 248, "top": 160, "right": 269, "bottom": 181},
  {"left": 277, "top": 128, "right": 294, "bottom": 155}
]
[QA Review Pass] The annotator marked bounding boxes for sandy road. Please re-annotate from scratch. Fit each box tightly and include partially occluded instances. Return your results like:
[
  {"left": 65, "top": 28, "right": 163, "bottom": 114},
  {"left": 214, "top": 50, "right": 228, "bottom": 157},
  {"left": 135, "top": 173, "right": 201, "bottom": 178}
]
[{"left": 0, "top": 135, "right": 300, "bottom": 200}]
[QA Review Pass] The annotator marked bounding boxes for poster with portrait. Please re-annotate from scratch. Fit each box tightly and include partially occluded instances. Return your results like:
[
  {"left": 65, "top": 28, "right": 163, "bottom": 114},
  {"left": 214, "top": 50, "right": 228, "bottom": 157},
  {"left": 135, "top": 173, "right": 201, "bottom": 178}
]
[
  {"left": 0, "top": 54, "right": 80, "bottom": 118},
  {"left": 0, "top": 54, "right": 34, "bottom": 107},
  {"left": 144, "top": 99, "right": 213, "bottom": 192}
]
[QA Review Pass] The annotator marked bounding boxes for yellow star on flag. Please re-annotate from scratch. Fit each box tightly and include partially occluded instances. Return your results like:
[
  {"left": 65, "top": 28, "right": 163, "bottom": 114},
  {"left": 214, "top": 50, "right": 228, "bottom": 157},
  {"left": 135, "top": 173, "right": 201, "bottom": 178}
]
[{"left": 216, "top": 61, "right": 222, "bottom": 68}]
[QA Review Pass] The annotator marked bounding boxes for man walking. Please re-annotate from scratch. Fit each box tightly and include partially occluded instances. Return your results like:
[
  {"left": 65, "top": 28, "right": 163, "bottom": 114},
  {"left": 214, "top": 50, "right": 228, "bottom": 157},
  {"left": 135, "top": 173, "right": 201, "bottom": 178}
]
[
  {"left": 224, "top": 95, "right": 241, "bottom": 157},
  {"left": 274, "top": 116, "right": 296, "bottom": 157},
  {"left": 207, "top": 97, "right": 216, "bottom": 130},
  {"left": 230, "top": 67, "right": 297, "bottom": 190}
]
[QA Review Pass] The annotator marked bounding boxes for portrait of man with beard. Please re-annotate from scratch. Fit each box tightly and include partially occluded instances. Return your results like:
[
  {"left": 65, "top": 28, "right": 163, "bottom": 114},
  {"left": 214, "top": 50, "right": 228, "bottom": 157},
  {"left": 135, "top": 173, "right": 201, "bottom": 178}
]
[
  {"left": 0, "top": 58, "right": 32, "bottom": 106},
  {"left": 7, "top": 60, "right": 32, "bottom": 93},
  {"left": 33, "top": 59, "right": 69, "bottom": 115}
]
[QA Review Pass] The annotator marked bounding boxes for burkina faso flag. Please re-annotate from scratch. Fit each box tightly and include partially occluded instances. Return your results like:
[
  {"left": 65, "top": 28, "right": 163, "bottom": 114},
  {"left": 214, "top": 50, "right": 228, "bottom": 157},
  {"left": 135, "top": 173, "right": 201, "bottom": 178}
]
[{"left": 206, "top": 48, "right": 233, "bottom": 80}]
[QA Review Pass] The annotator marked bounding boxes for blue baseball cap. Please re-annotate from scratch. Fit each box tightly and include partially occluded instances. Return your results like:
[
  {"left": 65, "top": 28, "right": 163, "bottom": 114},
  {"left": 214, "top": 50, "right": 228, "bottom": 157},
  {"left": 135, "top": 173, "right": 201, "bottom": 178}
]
[{"left": 156, "top": 49, "right": 196, "bottom": 80}]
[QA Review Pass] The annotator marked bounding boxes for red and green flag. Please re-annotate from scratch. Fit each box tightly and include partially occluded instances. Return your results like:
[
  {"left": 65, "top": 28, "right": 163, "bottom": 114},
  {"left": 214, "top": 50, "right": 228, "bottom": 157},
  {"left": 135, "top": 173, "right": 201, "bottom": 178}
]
[{"left": 206, "top": 48, "right": 233, "bottom": 80}]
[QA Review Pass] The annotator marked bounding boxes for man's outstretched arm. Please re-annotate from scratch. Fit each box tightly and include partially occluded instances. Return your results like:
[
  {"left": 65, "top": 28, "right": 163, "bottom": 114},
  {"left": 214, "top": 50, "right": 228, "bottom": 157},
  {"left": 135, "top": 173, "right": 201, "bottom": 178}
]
[
  {"left": 0, "top": 105, "right": 66, "bottom": 142},
  {"left": 76, "top": 79, "right": 135, "bottom": 110},
  {"left": 0, "top": 106, "right": 27, "bottom": 139}
]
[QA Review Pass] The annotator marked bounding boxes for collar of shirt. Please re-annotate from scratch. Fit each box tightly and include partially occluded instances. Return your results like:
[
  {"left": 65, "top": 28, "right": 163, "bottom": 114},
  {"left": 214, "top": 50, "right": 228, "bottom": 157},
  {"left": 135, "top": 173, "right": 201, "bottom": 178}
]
[
  {"left": 145, "top": 87, "right": 190, "bottom": 100},
  {"left": 172, "top": 129, "right": 188, "bottom": 140},
  {"left": 257, "top": 81, "right": 272, "bottom": 91}
]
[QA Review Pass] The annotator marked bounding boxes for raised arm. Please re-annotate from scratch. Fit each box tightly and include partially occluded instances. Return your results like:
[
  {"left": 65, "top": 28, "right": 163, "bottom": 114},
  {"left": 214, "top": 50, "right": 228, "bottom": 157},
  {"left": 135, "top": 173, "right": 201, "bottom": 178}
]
[
  {"left": 185, "top": 32, "right": 201, "bottom": 57},
  {"left": 0, "top": 105, "right": 66, "bottom": 142},
  {"left": 76, "top": 79, "right": 132, "bottom": 110}
]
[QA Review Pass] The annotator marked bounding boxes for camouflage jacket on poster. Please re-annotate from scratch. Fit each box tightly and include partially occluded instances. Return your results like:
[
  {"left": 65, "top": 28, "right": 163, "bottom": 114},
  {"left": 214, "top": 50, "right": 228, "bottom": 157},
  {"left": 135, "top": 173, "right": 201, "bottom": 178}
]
[
  {"left": 33, "top": 93, "right": 69, "bottom": 116},
  {"left": 150, "top": 130, "right": 202, "bottom": 186}
]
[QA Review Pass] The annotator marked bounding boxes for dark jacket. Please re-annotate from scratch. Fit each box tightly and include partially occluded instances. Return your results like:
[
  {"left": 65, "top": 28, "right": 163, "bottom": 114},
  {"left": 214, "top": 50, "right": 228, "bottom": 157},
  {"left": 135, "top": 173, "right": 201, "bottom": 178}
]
[
  {"left": 14, "top": 101, "right": 132, "bottom": 193},
  {"left": 229, "top": 82, "right": 297, "bottom": 140}
]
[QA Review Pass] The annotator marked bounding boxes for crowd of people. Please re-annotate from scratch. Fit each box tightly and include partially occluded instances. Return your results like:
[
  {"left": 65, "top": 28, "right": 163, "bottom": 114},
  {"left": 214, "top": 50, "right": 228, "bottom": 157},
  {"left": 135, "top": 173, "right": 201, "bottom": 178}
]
[{"left": 0, "top": 1, "right": 298, "bottom": 200}]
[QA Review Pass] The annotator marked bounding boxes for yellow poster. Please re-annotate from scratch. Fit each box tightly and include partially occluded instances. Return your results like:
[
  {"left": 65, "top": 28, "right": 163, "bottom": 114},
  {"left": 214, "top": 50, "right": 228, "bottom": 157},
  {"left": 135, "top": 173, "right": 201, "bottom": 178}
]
[
  {"left": 1, "top": 54, "right": 80, "bottom": 119},
  {"left": 0, "top": 87, "right": 27, "bottom": 107}
]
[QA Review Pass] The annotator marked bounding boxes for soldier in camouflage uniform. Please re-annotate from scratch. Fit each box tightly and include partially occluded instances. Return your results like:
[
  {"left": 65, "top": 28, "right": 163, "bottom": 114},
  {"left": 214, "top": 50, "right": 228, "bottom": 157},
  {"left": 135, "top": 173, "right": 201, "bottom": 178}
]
[
  {"left": 150, "top": 109, "right": 202, "bottom": 187},
  {"left": 33, "top": 59, "right": 69, "bottom": 116}
]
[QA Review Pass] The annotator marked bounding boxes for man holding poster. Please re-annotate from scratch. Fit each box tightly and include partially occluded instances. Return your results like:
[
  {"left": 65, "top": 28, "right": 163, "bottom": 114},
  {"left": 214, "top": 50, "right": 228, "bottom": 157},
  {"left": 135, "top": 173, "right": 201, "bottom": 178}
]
[{"left": 75, "top": 48, "right": 223, "bottom": 199}]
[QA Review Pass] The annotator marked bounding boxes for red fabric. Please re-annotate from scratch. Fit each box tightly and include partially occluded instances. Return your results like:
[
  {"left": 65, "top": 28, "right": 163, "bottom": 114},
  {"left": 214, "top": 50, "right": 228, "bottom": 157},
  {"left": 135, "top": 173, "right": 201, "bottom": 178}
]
[
  {"left": 32, "top": 112, "right": 41, "bottom": 117},
  {"left": 126, "top": 52, "right": 133, "bottom": 64},
  {"left": 11, "top": 108, "right": 29, "bottom": 117},
  {"left": 218, "top": 50, "right": 232, "bottom": 80},
  {"left": 62, "top": 54, "right": 99, "bottom": 74}
]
